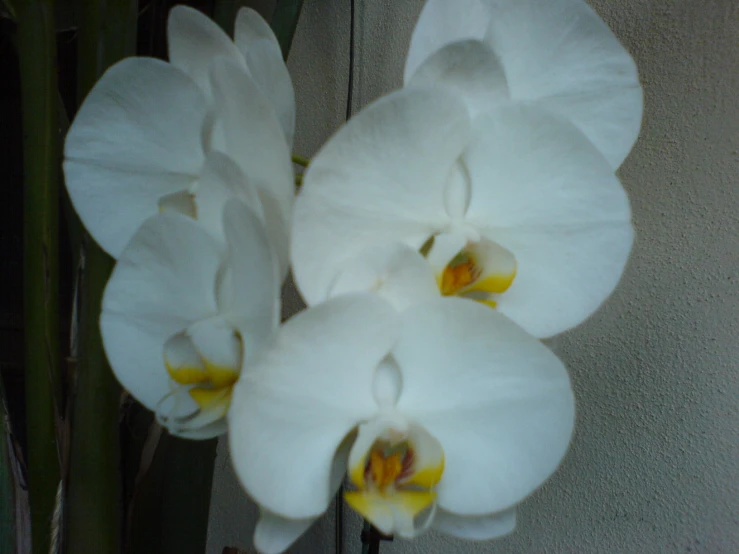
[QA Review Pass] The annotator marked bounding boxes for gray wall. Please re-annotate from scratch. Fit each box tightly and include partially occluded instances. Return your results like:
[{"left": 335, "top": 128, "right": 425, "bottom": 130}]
[{"left": 207, "top": 1, "right": 739, "bottom": 552}]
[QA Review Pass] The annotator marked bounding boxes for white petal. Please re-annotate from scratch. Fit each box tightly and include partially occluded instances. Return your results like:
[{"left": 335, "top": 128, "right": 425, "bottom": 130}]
[
  {"left": 210, "top": 58, "right": 294, "bottom": 277},
  {"left": 292, "top": 87, "right": 472, "bottom": 306},
  {"left": 443, "top": 161, "right": 472, "bottom": 220},
  {"left": 394, "top": 297, "right": 574, "bottom": 516},
  {"left": 175, "top": 419, "right": 227, "bottom": 440},
  {"left": 433, "top": 507, "right": 516, "bottom": 540},
  {"left": 253, "top": 511, "right": 315, "bottom": 554},
  {"left": 100, "top": 213, "right": 222, "bottom": 413},
  {"left": 64, "top": 57, "right": 207, "bottom": 257},
  {"left": 158, "top": 190, "right": 196, "bottom": 218},
  {"left": 167, "top": 5, "right": 244, "bottom": 100},
  {"left": 234, "top": 7, "right": 296, "bottom": 146},
  {"left": 463, "top": 106, "right": 632, "bottom": 337},
  {"left": 425, "top": 233, "right": 468, "bottom": 275},
  {"left": 187, "top": 316, "right": 241, "bottom": 372},
  {"left": 228, "top": 294, "right": 399, "bottom": 519},
  {"left": 328, "top": 243, "right": 440, "bottom": 312},
  {"left": 482, "top": 0, "right": 642, "bottom": 167},
  {"left": 404, "top": 0, "right": 493, "bottom": 82},
  {"left": 409, "top": 40, "right": 509, "bottom": 119},
  {"left": 251, "top": 431, "right": 351, "bottom": 554},
  {"left": 192, "top": 151, "right": 264, "bottom": 245},
  {"left": 220, "top": 199, "right": 280, "bottom": 356}
]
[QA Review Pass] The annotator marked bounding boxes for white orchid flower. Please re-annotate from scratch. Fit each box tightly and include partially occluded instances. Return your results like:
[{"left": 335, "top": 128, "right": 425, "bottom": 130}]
[
  {"left": 168, "top": 5, "right": 296, "bottom": 145},
  {"left": 404, "top": 0, "right": 643, "bottom": 170},
  {"left": 228, "top": 294, "right": 574, "bottom": 553},
  {"left": 292, "top": 88, "right": 633, "bottom": 338},
  {"left": 101, "top": 199, "right": 279, "bottom": 438},
  {"left": 63, "top": 6, "right": 294, "bottom": 275}
]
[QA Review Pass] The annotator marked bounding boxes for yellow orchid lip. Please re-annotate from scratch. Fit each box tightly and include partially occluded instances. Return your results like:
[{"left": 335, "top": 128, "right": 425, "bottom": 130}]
[
  {"left": 439, "top": 251, "right": 482, "bottom": 296},
  {"left": 436, "top": 241, "right": 517, "bottom": 308},
  {"left": 159, "top": 327, "right": 243, "bottom": 431},
  {"left": 345, "top": 432, "right": 445, "bottom": 537}
]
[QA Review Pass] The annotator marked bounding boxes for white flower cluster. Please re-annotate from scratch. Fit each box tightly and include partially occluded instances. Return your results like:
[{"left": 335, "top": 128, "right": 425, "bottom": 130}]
[{"left": 63, "top": 1, "right": 642, "bottom": 552}]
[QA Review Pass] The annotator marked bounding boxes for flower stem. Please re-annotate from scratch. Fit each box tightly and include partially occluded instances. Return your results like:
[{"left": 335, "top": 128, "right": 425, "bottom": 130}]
[
  {"left": 361, "top": 520, "right": 388, "bottom": 554},
  {"left": 15, "top": 1, "right": 62, "bottom": 552},
  {"left": 291, "top": 153, "right": 310, "bottom": 167},
  {"left": 65, "top": 1, "right": 137, "bottom": 553}
]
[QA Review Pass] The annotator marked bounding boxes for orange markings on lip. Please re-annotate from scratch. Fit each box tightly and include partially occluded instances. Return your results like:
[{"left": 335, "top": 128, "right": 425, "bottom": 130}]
[
  {"left": 365, "top": 444, "right": 415, "bottom": 493},
  {"left": 440, "top": 253, "right": 481, "bottom": 296}
]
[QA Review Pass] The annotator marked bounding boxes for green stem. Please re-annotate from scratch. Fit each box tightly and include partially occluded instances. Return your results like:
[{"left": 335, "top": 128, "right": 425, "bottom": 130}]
[
  {"left": 16, "top": 1, "right": 62, "bottom": 553},
  {"left": 270, "top": 0, "right": 304, "bottom": 59},
  {"left": 291, "top": 153, "right": 310, "bottom": 167},
  {"left": 65, "top": 1, "right": 137, "bottom": 552},
  {"left": 66, "top": 247, "right": 121, "bottom": 554}
]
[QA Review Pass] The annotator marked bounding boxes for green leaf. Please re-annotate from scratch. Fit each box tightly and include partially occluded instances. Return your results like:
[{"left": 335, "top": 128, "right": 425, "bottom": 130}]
[
  {"left": 212, "top": 0, "right": 252, "bottom": 35},
  {"left": 271, "top": 0, "right": 304, "bottom": 59},
  {"left": 126, "top": 433, "right": 217, "bottom": 554},
  {"left": 64, "top": 1, "right": 137, "bottom": 553},
  {"left": 15, "top": 1, "right": 63, "bottom": 552}
]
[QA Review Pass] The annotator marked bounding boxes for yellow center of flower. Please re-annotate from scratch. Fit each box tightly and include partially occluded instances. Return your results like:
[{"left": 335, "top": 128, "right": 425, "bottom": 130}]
[
  {"left": 439, "top": 252, "right": 482, "bottom": 296},
  {"left": 158, "top": 328, "right": 243, "bottom": 432},
  {"left": 366, "top": 443, "right": 412, "bottom": 493},
  {"left": 435, "top": 244, "right": 517, "bottom": 309},
  {"left": 167, "top": 357, "right": 239, "bottom": 411},
  {"left": 344, "top": 433, "right": 444, "bottom": 537}
]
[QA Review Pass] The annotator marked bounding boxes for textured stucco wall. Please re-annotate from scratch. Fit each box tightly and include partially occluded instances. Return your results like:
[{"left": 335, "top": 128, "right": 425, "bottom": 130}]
[{"left": 207, "top": 1, "right": 739, "bottom": 552}]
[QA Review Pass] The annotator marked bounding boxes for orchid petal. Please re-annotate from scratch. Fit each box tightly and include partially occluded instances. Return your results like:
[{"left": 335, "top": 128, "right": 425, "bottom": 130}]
[
  {"left": 186, "top": 317, "right": 242, "bottom": 382},
  {"left": 292, "top": 87, "right": 472, "bottom": 305},
  {"left": 433, "top": 507, "right": 516, "bottom": 540},
  {"left": 464, "top": 106, "right": 632, "bottom": 337},
  {"left": 482, "top": 0, "right": 642, "bottom": 168},
  {"left": 406, "top": 0, "right": 642, "bottom": 168},
  {"left": 64, "top": 57, "right": 207, "bottom": 257},
  {"left": 328, "top": 243, "right": 439, "bottom": 312},
  {"left": 163, "top": 331, "right": 207, "bottom": 384},
  {"left": 252, "top": 432, "right": 353, "bottom": 554},
  {"left": 167, "top": 5, "right": 244, "bottom": 100},
  {"left": 228, "top": 295, "right": 399, "bottom": 519},
  {"left": 344, "top": 490, "right": 436, "bottom": 538},
  {"left": 219, "top": 199, "right": 280, "bottom": 354},
  {"left": 210, "top": 58, "right": 294, "bottom": 277},
  {"left": 158, "top": 190, "right": 196, "bottom": 218},
  {"left": 404, "top": 0, "right": 493, "bottom": 81},
  {"left": 234, "top": 7, "right": 296, "bottom": 146},
  {"left": 409, "top": 40, "right": 509, "bottom": 119},
  {"left": 191, "top": 151, "right": 264, "bottom": 244},
  {"left": 100, "top": 213, "right": 222, "bottom": 417},
  {"left": 425, "top": 233, "right": 468, "bottom": 275},
  {"left": 395, "top": 297, "right": 574, "bottom": 516},
  {"left": 253, "top": 511, "right": 316, "bottom": 554}
]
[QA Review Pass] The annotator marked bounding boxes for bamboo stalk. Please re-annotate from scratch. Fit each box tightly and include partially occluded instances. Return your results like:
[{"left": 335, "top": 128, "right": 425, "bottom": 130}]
[
  {"left": 64, "top": 1, "right": 137, "bottom": 552},
  {"left": 15, "top": 1, "right": 62, "bottom": 552}
]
